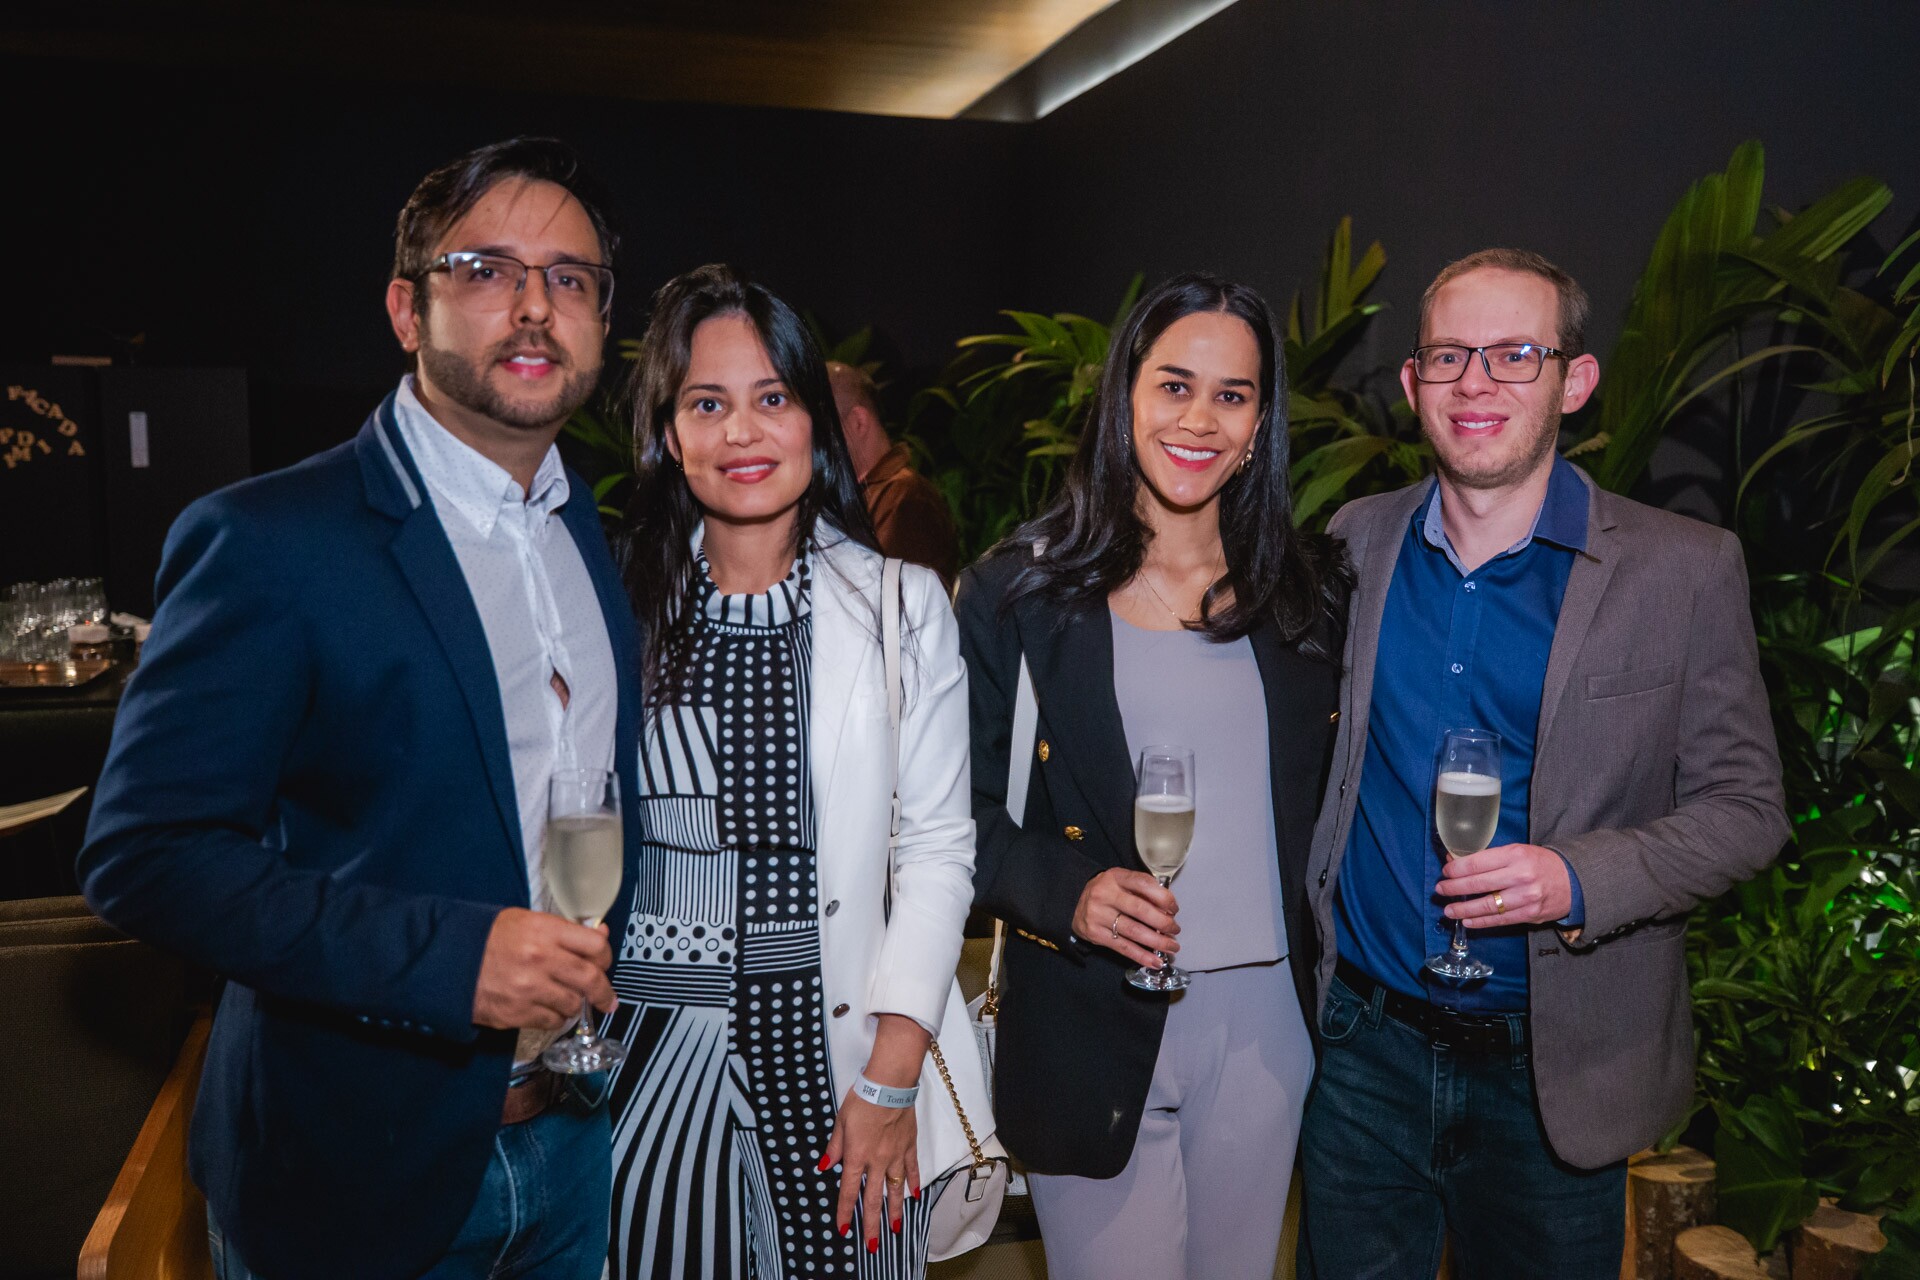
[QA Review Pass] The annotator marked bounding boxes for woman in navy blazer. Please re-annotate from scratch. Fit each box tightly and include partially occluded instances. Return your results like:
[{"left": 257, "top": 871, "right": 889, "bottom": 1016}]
[{"left": 957, "top": 273, "right": 1348, "bottom": 1280}]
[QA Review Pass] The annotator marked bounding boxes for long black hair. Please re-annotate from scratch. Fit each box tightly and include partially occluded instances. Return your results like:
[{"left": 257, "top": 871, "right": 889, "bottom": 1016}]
[
  {"left": 620, "top": 264, "right": 880, "bottom": 701},
  {"left": 1003, "top": 271, "right": 1348, "bottom": 655}
]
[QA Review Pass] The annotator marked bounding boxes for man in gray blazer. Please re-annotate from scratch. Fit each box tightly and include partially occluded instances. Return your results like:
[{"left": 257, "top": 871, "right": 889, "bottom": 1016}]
[{"left": 1297, "top": 249, "right": 1789, "bottom": 1279}]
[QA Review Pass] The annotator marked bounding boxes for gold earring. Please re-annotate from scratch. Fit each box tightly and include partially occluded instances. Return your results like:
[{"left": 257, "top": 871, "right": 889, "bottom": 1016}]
[{"left": 1238, "top": 442, "right": 1256, "bottom": 474}]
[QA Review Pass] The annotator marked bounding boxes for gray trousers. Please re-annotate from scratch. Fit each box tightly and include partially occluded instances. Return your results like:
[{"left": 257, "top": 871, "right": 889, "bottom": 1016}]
[{"left": 1028, "top": 959, "right": 1312, "bottom": 1280}]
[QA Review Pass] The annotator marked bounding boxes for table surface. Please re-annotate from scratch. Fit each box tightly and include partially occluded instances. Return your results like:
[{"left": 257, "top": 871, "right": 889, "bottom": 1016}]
[{"left": 0, "top": 661, "right": 134, "bottom": 711}]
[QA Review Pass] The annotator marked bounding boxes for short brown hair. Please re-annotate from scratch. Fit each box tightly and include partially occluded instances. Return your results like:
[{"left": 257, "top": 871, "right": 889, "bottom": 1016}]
[
  {"left": 392, "top": 137, "right": 619, "bottom": 291},
  {"left": 1419, "top": 248, "right": 1591, "bottom": 357}
]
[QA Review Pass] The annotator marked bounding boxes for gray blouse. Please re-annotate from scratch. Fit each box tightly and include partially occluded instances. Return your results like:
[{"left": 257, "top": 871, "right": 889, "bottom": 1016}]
[{"left": 1110, "top": 611, "right": 1287, "bottom": 971}]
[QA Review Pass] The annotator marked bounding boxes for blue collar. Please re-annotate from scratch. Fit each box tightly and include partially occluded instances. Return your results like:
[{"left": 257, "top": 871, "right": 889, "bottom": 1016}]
[{"left": 1413, "top": 454, "right": 1589, "bottom": 574}]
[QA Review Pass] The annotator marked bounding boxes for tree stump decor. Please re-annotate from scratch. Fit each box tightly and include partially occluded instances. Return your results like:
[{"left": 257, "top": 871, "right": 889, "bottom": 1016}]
[
  {"left": 1673, "top": 1225, "right": 1784, "bottom": 1280},
  {"left": 1629, "top": 1147, "right": 1719, "bottom": 1280},
  {"left": 1790, "top": 1201, "right": 1887, "bottom": 1280}
]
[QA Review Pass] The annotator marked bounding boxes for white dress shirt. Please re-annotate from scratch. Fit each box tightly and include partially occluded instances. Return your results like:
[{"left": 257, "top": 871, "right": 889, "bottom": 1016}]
[{"left": 391, "top": 377, "right": 618, "bottom": 917}]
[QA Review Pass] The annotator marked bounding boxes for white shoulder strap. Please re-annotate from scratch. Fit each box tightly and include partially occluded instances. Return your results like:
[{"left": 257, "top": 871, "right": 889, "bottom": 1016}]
[
  {"left": 882, "top": 557, "right": 904, "bottom": 845},
  {"left": 985, "top": 542, "right": 1045, "bottom": 1000}
]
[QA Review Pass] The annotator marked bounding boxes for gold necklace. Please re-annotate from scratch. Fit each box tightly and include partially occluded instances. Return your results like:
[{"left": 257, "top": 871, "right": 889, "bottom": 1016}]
[{"left": 1137, "top": 561, "right": 1223, "bottom": 627}]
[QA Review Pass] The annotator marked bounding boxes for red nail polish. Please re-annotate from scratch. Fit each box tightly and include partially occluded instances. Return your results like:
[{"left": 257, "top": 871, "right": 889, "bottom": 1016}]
[
  {"left": 839, "top": 1223, "right": 851, "bottom": 1237},
  {"left": 891, "top": 1217, "right": 901, "bottom": 1233},
  {"left": 911, "top": 1184, "right": 921, "bottom": 1200},
  {"left": 867, "top": 1237, "right": 879, "bottom": 1254},
  {"left": 816, "top": 1154, "right": 831, "bottom": 1172}
]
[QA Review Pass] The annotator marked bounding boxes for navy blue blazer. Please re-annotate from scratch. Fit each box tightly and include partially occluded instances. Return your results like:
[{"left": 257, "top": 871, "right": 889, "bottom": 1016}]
[{"left": 78, "top": 394, "right": 644, "bottom": 1280}]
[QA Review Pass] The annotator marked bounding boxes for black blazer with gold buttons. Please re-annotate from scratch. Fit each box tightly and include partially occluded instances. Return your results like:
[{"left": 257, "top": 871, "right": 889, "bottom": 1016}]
[{"left": 955, "top": 549, "right": 1342, "bottom": 1178}]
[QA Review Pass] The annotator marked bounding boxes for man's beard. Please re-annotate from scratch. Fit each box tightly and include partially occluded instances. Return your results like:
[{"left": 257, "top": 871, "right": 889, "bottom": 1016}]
[
  {"left": 1430, "top": 402, "right": 1563, "bottom": 491},
  {"left": 419, "top": 330, "right": 599, "bottom": 432}
]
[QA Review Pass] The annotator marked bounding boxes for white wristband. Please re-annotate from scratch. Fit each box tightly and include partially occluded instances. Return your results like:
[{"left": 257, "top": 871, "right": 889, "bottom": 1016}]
[{"left": 853, "top": 1072, "right": 919, "bottom": 1109}]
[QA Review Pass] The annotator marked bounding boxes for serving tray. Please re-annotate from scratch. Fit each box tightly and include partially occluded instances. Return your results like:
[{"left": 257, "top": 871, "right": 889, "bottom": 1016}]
[{"left": 0, "top": 658, "right": 115, "bottom": 689}]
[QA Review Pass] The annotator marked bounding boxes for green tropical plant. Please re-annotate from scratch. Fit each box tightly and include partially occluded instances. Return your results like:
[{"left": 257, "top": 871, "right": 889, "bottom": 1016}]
[
  {"left": 1687, "top": 585, "right": 1920, "bottom": 1250},
  {"left": 904, "top": 276, "right": 1142, "bottom": 562},
  {"left": 562, "top": 338, "right": 643, "bottom": 518},
  {"left": 1575, "top": 141, "right": 1893, "bottom": 496},
  {"left": 1284, "top": 218, "right": 1425, "bottom": 528},
  {"left": 1866, "top": 1198, "right": 1920, "bottom": 1278}
]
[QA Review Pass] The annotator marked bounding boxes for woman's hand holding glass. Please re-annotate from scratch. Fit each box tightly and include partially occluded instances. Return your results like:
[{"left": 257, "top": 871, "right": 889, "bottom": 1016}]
[
  {"left": 821, "top": 1013, "right": 925, "bottom": 1252},
  {"left": 1072, "top": 867, "right": 1180, "bottom": 971}
]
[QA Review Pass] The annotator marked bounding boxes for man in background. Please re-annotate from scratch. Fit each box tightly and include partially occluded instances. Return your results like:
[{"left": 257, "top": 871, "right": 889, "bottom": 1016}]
[{"left": 829, "top": 360, "right": 959, "bottom": 589}]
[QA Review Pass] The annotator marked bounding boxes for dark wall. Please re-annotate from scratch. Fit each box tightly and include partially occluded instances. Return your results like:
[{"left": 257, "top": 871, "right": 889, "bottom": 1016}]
[
  {"left": 4, "top": 57, "right": 1024, "bottom": 476},
  {"left": 1021, "top": 0, "right": 1920, "bottom": 392},
  {"left": 9, "top": 3, "right": 1919, "bottom": 503}
]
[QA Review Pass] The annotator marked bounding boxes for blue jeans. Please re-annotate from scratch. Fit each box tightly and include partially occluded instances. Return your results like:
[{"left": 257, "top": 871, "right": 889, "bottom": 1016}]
[
  {"left": 1297, "top": 975, "right": 1626, "bottom": 1280},
  {"left": 210, "top": 1079, "right": 611, "bottom": 1280}
]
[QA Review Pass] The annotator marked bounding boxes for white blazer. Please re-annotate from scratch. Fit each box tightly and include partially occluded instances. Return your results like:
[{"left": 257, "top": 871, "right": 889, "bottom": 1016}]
[{"left": 693, "top": 523, "right": 994, "bottom": 1180}]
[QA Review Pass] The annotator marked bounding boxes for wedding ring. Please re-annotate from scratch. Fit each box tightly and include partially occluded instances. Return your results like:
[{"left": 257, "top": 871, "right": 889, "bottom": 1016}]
[
  {"left": 1110, "top": 912, "right": 1123, "bottom": 940},
  {"left": 886, "top": 1174, "right": 906, "bottom": 1186},
  {"left": 1493, "top": 893, "right": 1507, "bottom": 914}
]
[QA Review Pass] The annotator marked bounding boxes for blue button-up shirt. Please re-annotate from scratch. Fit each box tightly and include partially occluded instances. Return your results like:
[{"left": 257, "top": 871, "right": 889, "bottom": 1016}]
[{"left": 1335, "top": 456, "right": 1589, "bottom": 1012}]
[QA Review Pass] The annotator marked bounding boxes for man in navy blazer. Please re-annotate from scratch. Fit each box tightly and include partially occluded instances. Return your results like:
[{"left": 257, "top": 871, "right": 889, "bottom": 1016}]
[{"left": 79, "top": 139, "right": 642, "bottom": 1280}]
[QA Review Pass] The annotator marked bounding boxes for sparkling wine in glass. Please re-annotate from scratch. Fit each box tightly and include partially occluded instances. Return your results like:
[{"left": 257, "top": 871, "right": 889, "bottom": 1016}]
[
  {"left": 542, "top": 768, "right": 628, "bottom": 1074},
  {"left": 1128, "top": 746, "right": 1195, "bottom": 993},
  {"left": 1425, "top": 729, "right": 1501, "bottom": 982}
]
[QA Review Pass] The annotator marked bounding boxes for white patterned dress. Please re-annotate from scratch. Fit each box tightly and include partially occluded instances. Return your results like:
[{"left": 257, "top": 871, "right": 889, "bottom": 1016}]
[{"left": 601, "top": 552, "right": 938, "bottom": 1279}]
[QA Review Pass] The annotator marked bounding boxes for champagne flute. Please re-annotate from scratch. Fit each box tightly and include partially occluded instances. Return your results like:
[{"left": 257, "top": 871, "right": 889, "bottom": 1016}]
[
  {"left": 1127, "top": 745, "right": 1195, "bottom": 993},
  {"left": 1425, "top": 729, "right": 1502, "bottom": 982},
  {"left": 541, "top": 768, "right": 628, "bottom": 1074}
]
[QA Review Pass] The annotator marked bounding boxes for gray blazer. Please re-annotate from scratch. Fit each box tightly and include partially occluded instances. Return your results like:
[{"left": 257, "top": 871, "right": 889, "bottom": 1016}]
[{"left": 1305, "top": 469, "right": 1790, "bottom": 1169}]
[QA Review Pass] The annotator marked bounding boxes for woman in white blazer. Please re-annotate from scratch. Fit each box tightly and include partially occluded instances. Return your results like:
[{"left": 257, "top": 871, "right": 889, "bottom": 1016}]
[{"left": 600, "top": 264, "right": 990, "bottom": 1280}]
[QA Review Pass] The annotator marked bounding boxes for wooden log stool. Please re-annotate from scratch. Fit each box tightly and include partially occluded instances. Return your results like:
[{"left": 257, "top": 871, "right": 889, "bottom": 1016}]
[
  {"left": 1627, "top": 1147, "right": 1717, "bottom": 1280},
  {"left": 1790, "top": 1201, "right": 1886, "bottom": 1280},
  {"left": 1673, "top": 1225, "right": 1784, "bottom": 1280}
]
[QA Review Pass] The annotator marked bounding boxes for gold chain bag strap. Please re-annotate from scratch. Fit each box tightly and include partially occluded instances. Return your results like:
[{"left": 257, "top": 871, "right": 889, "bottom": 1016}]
[{"left": 880, "top": 557, "right": 1008, "bottom": 1259}]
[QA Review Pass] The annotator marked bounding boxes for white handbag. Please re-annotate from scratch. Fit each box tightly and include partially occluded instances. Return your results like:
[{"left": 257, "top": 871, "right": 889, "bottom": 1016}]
[{"left": 880, "top": 559, "right": 1010, "bottom": 1260}]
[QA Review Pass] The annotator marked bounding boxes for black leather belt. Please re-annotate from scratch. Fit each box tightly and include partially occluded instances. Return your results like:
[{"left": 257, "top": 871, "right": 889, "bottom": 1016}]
[{"left": 1335, "top": 959, "right": 1529, "bottom": 1055}]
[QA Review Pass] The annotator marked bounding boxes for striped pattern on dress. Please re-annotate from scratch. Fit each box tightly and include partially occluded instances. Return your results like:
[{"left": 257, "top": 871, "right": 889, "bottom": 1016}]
[{"left": 604, "top": 551, "right": 946, "bottom": 1279}]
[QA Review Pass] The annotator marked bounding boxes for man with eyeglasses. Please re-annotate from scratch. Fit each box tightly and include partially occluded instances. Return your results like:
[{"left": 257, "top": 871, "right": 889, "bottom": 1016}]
[
  {"left": 1296, "top": 249, "right": 1787, "bottom": 1278},
  {"left": 80, "top": 138, "right": 640, "bottom": 1280}
]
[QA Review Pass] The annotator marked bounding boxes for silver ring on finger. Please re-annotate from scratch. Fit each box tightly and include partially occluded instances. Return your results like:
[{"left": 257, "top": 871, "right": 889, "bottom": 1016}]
[{"left": 1110, "top": 911, "right": 1123, "bottom": 940}]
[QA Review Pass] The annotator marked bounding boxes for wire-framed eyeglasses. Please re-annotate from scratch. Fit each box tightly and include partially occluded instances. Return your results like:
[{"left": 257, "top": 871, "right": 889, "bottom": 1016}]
[{"left": 418, "top": 252, "right": 615, "bottom": 318}]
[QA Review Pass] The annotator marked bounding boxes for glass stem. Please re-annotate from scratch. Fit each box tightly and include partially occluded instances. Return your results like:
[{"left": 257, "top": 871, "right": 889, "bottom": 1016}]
[
  {"left": 576, "top": 914, "right": 598, "bottom": 1041},
  {"left": 1156, "top": 875, "right": 1174, "bottom": 969},
  {"left": 1450, "top": 916, "right": 1470, "bottom": 959}
]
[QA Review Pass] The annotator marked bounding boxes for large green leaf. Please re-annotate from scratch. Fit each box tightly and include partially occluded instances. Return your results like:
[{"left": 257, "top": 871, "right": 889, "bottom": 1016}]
[
  {"left": 1715, "top": 1103, "right": 1820, "bottom": 1253},
  {"left": 1864, "top": 1200, "right": 1920, "bottom": 1279},
  {"left": 1588, "top": 143, "right": 1891, "bottom": 494}
]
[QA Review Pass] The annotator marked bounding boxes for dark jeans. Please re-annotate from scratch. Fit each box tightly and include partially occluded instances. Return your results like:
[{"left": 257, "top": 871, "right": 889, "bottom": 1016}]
[
  {"left": 210, "top": 1078, "right": 611, "bottom": 1280},
  {"left": 1297, "top": 975, "right": 1626, "bottom": 1280}
]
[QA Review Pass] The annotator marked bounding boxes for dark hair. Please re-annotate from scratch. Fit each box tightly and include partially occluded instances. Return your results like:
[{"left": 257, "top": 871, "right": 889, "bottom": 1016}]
[
  {"left": 1420, "top": 247, "right": 1590, "bottom": 357},
  {"left": 620, "top": 264, "right": 880, "bottom": 702},
  {"left": 392, "top": 137, "right": 621, "bottom": 294},
  {"left": 1002, "top": 271, "right": 1348, "bottom": 656}
]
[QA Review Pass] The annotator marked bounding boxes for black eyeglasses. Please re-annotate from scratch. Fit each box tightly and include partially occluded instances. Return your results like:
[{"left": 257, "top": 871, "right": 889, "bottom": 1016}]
[
  {"left": 419, "top": 252, "right": 615, "bottom": 318},
  {"left": 1410, "top": 343, "right": 1569, "bottom": 384}
]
